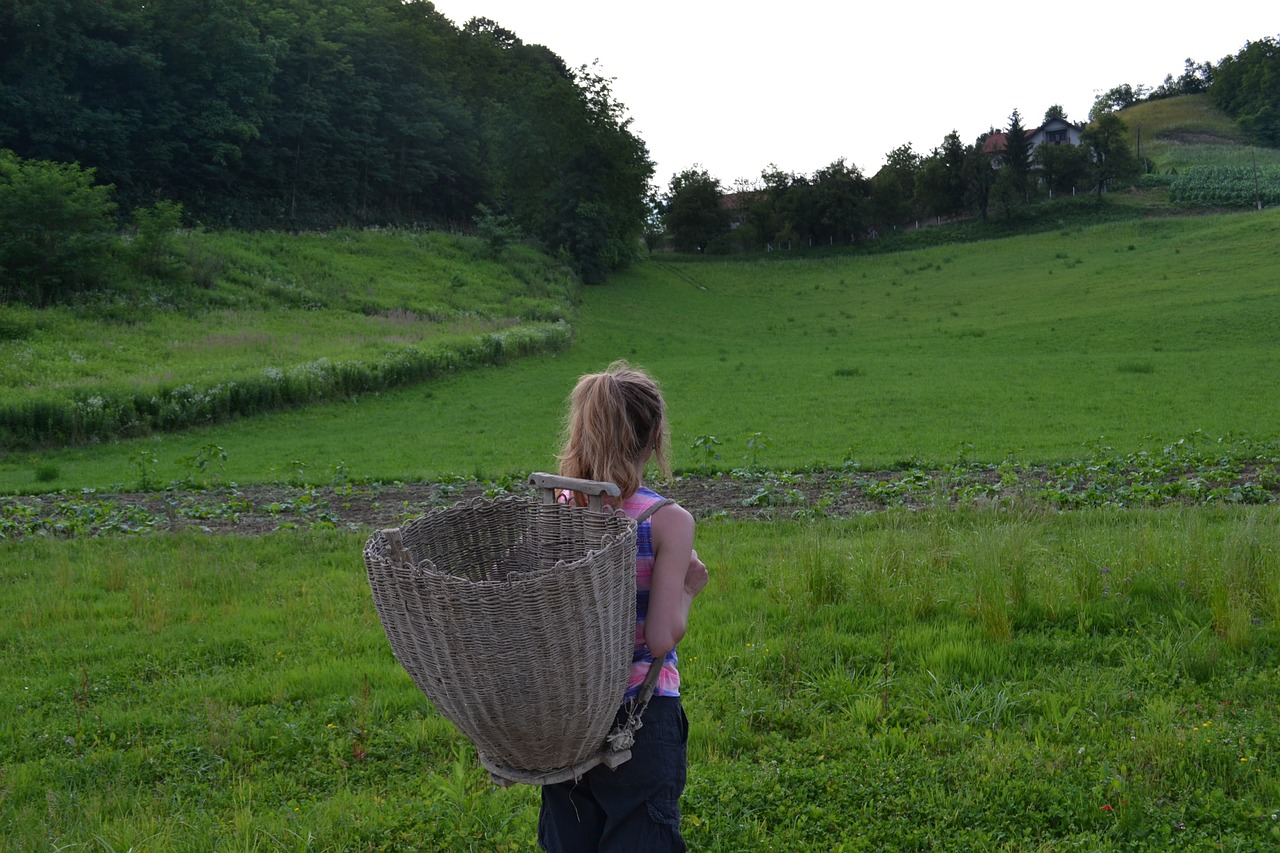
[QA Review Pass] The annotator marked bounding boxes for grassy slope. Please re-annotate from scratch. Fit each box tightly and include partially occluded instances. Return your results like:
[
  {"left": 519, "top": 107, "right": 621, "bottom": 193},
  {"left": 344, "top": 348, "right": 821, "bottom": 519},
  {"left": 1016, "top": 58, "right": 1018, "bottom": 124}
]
[
  {"left": 3, "top": 208, "right": 1278, "bottom": 492},
  {"left": 0, "top": 229, "right": 577, "bottom": 405},
  {"left": 1123, "top": 94, "right": 1280, "bottom": 173}
]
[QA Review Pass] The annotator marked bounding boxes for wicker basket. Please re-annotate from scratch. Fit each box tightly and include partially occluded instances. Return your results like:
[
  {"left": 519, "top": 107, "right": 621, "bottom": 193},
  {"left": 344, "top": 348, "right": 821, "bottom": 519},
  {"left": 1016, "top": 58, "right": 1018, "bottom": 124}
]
[{"left": 364, "top": 474, "right": 649, "bottom": 785}]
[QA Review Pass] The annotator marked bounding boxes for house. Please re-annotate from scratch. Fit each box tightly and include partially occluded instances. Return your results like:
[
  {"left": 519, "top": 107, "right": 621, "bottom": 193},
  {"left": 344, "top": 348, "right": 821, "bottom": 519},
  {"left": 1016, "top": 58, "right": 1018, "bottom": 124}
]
[
  {"left": 983, "top": 117, "right": 1086, "bottom": 158},
  {"left": 719, "top": 190, "right": 764, "bottom": 230},
  {"left": 1028, "top": 116, "right": 1085, "bottom": 148}
]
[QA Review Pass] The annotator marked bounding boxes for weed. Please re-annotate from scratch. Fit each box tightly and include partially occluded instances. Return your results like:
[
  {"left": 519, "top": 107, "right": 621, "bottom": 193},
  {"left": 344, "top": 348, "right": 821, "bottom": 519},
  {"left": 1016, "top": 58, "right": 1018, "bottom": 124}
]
[
  {"left": 691, "top": 434, "right": 722, "bottom": 467},
  {"left": 128, "top": 447, "right": 159, "bottom": 491},
  {"left": 175, "top": 443, "right": 228, "bottom": 489},
  {"left": 743, "top": 432, "right": 773, "bottom": 469}
]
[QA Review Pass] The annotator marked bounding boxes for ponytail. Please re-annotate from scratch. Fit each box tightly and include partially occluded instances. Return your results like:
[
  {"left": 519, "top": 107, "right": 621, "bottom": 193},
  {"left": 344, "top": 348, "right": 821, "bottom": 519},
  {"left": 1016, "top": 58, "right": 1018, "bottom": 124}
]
[{"left": 558, "top": 360, "right": 670, "bottom": 501}]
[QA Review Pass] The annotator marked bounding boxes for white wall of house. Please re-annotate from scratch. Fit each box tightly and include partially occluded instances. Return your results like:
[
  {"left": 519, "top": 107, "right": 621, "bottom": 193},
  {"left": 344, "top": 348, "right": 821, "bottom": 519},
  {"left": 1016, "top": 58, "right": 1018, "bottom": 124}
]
[{"left": 1028, "top": 117, "right": 1084, "bottom": 151}]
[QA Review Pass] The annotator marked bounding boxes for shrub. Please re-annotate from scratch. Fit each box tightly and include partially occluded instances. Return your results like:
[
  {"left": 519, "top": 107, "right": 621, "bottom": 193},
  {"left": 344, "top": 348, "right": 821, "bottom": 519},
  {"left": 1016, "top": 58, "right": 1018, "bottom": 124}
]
[
  {"left": 129, "top": 200, "right": 185, "bottom": 277},
  {"left": 0, "top": 150, "right": 118, "bottom": 305}
]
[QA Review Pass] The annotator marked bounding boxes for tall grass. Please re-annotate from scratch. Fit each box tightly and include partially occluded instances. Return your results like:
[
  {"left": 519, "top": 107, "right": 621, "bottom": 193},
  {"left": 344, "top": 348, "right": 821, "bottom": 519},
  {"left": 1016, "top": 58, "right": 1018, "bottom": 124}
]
[{"left": 2, "top": 509, "right": 1275, "bottom": 850}]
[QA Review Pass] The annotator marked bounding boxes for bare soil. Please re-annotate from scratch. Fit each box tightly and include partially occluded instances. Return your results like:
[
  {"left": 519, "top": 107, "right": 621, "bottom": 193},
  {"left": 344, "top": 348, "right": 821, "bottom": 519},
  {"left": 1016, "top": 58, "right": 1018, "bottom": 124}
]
[{"left": 4, "top": 464, "right": 1274, "bottom": 537}]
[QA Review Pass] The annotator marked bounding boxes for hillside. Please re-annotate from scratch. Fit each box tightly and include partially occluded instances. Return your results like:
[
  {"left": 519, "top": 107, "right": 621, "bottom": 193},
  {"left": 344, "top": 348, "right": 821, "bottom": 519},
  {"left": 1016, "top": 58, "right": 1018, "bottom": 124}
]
[
  {"left": 3, "top": 207, "right": 1277, "bottom": 493},
  {"left": 0, "top": 228, "right": 579, "bottom": 451},
  {"left": 1120, "top": 94, "right": 1280, "bottom": 173}
]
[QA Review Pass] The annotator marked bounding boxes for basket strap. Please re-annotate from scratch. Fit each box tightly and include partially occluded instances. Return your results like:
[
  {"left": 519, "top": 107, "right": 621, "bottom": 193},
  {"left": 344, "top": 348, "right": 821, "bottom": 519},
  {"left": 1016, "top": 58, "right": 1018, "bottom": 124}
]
[
  {"left": 604, "top": 497, "right": 678, "bottom": 760},
  {"left": 634, "top": 498, "right": 674, "bottom": 523},
  {"left": 634, "top": 657, "right": 665, "bottom": 705}
]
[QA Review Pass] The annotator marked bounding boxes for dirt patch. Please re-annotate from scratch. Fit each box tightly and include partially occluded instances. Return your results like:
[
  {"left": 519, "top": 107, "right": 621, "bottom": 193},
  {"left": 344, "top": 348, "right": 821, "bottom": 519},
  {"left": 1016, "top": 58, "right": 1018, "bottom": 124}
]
[
  {"left": 1159, "top": 131, "right": 1237, "bottom": 146},
  {"left": 4, "top": 462, "right": 1275, "bottom": 538}
]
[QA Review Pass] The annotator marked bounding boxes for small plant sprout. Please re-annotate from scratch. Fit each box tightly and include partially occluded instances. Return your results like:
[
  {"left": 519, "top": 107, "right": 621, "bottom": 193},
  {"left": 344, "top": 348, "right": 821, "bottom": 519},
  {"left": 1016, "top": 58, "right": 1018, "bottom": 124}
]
[
  {"left": 692, "top": 434, "right": 722, "bottom": 466},
  {"left": 128, "top": 447, "right": 160, "bottom": 491},
  {"left": 178, "top": 443, "right": 228, "bottom": 489},
  {"left": 743, "top": 432, "right": 773, "bottom": 468}
]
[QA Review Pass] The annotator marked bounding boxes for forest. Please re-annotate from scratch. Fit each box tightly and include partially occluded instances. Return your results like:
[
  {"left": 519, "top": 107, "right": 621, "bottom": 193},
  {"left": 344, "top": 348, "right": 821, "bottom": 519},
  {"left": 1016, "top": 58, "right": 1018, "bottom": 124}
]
[{"left": 0, "top": 0, "right": 652, "bottom": 283}]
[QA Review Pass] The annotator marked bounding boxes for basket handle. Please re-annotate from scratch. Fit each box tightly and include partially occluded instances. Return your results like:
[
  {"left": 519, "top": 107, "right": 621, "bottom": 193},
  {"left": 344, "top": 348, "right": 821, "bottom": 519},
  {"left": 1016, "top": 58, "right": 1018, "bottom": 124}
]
[{"left": 528, "top": 472, "right": 621, "bottom": 513}]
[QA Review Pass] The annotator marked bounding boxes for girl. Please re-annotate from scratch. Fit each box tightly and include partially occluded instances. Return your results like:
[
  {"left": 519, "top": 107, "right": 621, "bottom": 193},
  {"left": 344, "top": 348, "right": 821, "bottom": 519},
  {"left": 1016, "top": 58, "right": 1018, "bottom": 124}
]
[{"left": 539, "top": 360, "right": 708, "bottom": 853}]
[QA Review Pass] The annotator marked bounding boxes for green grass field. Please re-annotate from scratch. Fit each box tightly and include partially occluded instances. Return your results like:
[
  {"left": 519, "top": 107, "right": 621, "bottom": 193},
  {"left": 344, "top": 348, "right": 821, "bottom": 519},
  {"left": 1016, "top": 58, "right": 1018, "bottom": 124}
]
[
  {"left": 2, "top": 510, "right": 1277, "bottom": 851},
  {"left": 4, "top": 208, "right": 1277, "bottom": 492},
  {"left": 3, "top": 177, "right": 1279, "bottom": 849},
  {"left": 0, "top": 228, "right": 578, "bottom": 452}
]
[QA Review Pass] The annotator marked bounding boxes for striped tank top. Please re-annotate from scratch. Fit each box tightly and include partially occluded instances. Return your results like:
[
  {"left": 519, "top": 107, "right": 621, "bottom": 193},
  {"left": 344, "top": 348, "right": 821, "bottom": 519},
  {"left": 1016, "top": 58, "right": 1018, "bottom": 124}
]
[{"left": 619, "top": 486, "right": 681, "bottom": 699}]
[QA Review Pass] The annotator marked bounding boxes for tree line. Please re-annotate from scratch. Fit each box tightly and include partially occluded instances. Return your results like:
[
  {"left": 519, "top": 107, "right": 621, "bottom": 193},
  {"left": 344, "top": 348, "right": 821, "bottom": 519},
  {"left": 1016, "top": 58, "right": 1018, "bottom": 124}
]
[
  {"left": 663, "top": 34, "right": 1279, "bottom": 255},
  {"left": 1090, "top": 36, "right": 1279, "bottom": 146},
  {"left": 0, "top": 0, "right": 652, "bottom": 294},
  {"left": 662, "top": 106, "right": 1139, "bottom": 255}
]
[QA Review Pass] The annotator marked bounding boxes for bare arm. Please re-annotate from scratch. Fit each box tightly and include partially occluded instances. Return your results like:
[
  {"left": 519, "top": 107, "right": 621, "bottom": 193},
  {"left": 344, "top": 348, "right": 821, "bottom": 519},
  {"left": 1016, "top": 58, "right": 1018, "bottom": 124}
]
[{"left": 644, "top": 503, "right": 706, "bottom": 660}]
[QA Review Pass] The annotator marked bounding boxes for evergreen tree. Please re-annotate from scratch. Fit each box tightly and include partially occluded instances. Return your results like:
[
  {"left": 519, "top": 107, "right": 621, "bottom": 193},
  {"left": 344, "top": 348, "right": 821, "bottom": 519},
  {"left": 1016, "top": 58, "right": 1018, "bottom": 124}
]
[{"left": 1000, "top": 109, "right": 1034, "bottom": 204}]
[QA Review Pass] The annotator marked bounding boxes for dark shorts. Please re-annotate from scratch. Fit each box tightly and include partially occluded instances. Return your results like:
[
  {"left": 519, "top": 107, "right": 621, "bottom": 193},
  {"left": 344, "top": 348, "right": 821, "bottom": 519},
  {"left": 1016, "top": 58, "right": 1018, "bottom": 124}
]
[{"left": 538, "top": 696, "right": 688, "bottom": 853}]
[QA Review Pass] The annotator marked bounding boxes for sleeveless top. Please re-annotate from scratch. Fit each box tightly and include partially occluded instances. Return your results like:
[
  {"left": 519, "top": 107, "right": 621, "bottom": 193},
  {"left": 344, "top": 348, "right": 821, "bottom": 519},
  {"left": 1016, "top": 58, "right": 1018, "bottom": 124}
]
[{"left": 618, "top": 486, "right": 680, "bottom": 699}]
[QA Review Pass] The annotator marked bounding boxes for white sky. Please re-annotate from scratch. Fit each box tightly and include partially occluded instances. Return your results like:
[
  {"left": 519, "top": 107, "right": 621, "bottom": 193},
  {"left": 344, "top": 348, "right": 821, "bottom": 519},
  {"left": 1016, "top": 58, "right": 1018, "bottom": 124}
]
[{"left": 434, "top": 1, "right": 1276, "bottom": 191}]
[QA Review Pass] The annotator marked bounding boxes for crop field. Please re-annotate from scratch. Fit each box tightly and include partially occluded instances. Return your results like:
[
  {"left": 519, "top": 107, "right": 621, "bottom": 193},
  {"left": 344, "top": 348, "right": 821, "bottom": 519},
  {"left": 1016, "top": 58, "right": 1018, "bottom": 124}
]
[
  {"left": 2, "top": 208, "right": 1279, "bottom": 850},
  {"left": 1170, "top": 166, "right": 1280, "bottom": 207}
]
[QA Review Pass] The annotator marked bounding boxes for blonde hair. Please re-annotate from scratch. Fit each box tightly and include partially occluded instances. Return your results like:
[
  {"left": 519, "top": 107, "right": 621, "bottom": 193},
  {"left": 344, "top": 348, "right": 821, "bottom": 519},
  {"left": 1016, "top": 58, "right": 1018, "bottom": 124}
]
[{"left": 558, "top": 360, "right": 671, "bottom": 501}]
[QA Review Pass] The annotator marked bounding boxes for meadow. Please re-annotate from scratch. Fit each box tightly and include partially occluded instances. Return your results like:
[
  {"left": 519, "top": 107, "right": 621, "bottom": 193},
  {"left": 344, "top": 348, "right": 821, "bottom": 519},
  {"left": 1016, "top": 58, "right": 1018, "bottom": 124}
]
[
  {"left": 2, "top": 202, "right": 1279, "bottom": 850},
  {"left": 1126, "top": 94, "right": 1280, "bottom": 174},
  {"left": 2, "top": 509, "right": 1278, "bottom": 851},
  {"left": 0, "top": 229, "right": 576, "bottom": 451},
  {"left": 3, "top": 208, "right": 1279, "bottom": 492}
]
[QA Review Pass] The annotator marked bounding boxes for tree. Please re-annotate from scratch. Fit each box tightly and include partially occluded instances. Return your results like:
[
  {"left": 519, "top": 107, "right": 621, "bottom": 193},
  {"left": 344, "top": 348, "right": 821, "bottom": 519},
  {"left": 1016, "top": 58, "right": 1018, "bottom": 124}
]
[
  {"left": 662, "top": 167, "right": 728, "bottom": 253},
  {"left": 1210, "top": 37, "right": 1280, "bottom": 148},
  {"left": 1081, "top": 113, "right": 1140, "bottom": 196},
  {"left": 1175, "top": 58, "right": 1213, "bottom": 94},
  {"left": 870, "top": 167, "right": 911, "bottom": 228},
  {"left": 964, "top": 134, "right": 998, "bottom": 221},
  {"left": 737, "top": 165, "right": 797, "bottom": 249},
  {"left": 938, "top": 130, "right": 967, "bottom": 216},
  {"left": 0, "top": 150, "right": 117, "bottom": 305},
  {"left": 1152, "top": 59, "right": 1214, "bottom": 100},
  {"left": 1089, "top": 83, "right": 1148, "bottom": 122},
  {"left": 902, "top": 132, "right": 967, "bottom": 219},
  {"left": 1044, "top": 104, "right": 1068, "bottom": 123},
  {"left": 912, "top": 154, "right": 949, "bottom": 219},
  {"left": 810, "top": 158, "right": 868, "bottom": 243},
  {"left": 999, "top": 109, "right": 1034, "bottom": 205},
  {"left": 1033, "top": 142, "right": 1091, "bottom": 196},
  {"left": 0, "top": 0, "right": 655, "bottom": 280},
  {"left": 882, "top": 144, "right": 922, "bottom": 200}
]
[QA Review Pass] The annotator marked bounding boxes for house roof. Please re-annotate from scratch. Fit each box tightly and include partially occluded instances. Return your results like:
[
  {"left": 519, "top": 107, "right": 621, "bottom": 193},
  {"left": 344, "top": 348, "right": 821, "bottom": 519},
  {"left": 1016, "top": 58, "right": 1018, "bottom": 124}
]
[
  {"left": 1038, "top": 116, "right": 1085, "bottom": 133},
  {"left": 718, "top": 191, "right": 764, "bottom": 210}
]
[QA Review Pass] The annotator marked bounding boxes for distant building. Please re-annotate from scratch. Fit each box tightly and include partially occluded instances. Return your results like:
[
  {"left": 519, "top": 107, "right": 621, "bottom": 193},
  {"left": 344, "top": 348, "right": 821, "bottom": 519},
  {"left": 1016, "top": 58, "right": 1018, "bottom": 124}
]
[
  {"left": 719, "top": 190, "right": 764, "bottom": 230},
  {"left": 1029, "top": 116, "right": 1086, "bottom": 148},
  {"left": 983, "top": 117, "right": 1085, "bottom": 159}
]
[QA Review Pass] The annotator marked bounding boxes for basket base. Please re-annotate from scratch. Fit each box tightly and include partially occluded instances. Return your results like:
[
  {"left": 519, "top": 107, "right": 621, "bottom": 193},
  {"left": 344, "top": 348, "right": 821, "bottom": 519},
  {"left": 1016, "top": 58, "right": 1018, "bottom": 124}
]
[{"left": 481, "top": 745, "right": 633, "bottom": 787}]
